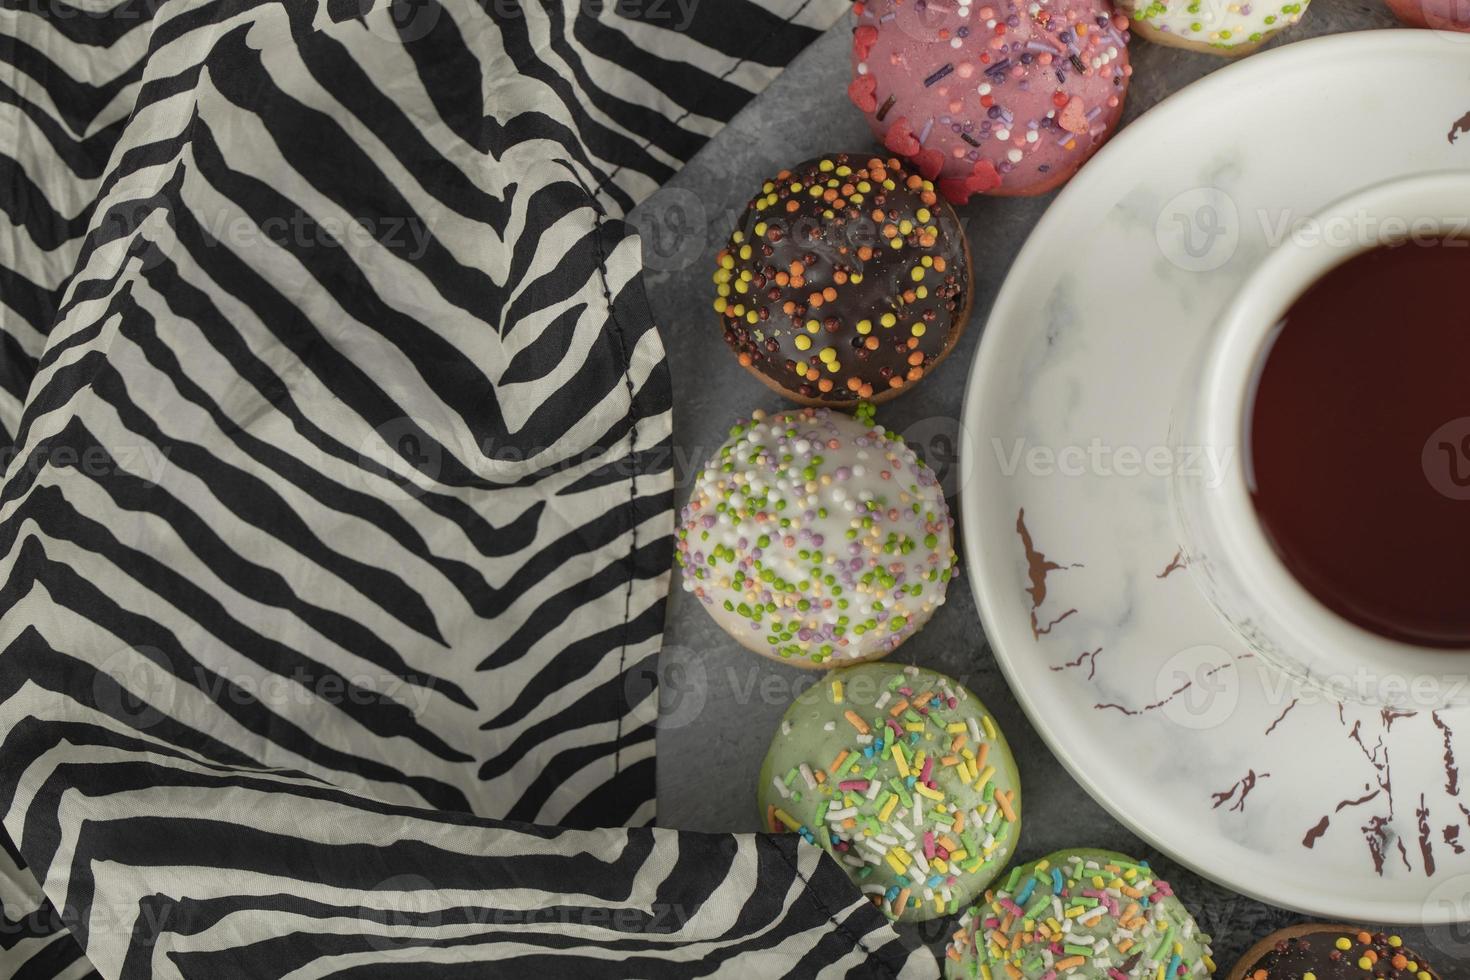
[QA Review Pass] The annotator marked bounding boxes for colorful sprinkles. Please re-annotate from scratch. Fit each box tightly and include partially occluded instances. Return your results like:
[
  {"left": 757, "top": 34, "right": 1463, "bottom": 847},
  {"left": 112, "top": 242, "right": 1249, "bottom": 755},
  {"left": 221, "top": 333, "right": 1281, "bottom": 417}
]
[
  {"left": 1235, "top": 926, "right": 1440, "bottom": 980},
  {"left": 676, "top": 407, "right": 957, "bottom": 666},
  {"left": 714, "top": 154, "right": 969, "bottom": 404},
  {"left": 945, "top": 850, "right": 1215, "bottom": 979},
  {"left": 849, "top": 0, "right": 1132, "bottom": 201},
  {"left": 758, "top": 664, "right": 1021, "bottom": 921}
]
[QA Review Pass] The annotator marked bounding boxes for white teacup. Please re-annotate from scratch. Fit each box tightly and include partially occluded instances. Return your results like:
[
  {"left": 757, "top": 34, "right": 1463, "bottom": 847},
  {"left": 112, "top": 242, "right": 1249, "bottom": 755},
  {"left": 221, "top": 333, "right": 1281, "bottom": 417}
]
[{"left": 1170, "top": 172, "right": 1470, "bottom": 709}]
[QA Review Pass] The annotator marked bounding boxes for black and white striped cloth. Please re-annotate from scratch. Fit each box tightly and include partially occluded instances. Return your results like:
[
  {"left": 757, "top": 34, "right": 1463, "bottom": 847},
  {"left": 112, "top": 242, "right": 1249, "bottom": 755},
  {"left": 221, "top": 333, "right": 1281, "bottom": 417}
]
[{"left": 0, "top": 0, "right": 939, "bottom": 976}]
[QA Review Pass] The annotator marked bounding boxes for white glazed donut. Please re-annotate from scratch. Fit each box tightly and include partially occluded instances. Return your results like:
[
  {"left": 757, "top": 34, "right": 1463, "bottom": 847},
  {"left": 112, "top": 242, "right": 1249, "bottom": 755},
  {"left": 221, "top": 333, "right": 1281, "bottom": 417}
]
[
  {"left": 676, "top": 406, "right": 957, "bottom": 668},
  {"left": 1123, "top": 0, "right": 1311, "bottom": 55}
]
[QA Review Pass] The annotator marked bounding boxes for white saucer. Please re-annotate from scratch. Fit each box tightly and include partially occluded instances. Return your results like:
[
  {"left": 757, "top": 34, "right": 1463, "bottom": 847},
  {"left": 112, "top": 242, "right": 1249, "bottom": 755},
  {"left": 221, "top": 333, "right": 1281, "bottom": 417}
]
[{"left": 960, "top": 30, "right": 1470, "bottom": 924}]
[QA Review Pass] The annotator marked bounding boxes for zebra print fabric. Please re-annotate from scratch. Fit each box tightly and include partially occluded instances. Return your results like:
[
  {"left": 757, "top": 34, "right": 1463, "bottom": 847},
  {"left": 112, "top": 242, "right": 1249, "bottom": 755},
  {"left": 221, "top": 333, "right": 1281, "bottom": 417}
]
[{"left": 0, "top": 0, "right": 938, "bottom": 975}]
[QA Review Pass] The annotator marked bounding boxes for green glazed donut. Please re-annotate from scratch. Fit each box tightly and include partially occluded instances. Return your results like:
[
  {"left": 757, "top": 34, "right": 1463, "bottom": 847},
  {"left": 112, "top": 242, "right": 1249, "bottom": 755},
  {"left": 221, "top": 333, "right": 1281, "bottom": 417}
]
[
  {"left": 758, "top": 663, "right": 1021, "bottom": 922},
  {"left": 945, "top": 848, "right": 1215, "bottom": 979}
]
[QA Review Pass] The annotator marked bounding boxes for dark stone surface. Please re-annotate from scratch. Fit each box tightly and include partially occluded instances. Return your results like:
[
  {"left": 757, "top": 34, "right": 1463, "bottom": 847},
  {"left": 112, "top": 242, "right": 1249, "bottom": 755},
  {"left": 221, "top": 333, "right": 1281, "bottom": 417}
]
[{"left": 635, "top": 5, "right": 1469, "bottom": 975}]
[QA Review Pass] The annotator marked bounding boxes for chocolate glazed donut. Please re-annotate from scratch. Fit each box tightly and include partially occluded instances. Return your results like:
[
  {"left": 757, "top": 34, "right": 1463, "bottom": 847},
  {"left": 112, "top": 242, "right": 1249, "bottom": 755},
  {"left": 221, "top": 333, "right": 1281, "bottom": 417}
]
[
  {"left": 712, "top": 153, "right": 972, "bottom": 406},
  {"left": 1226, "top": 924, "right": 1443, "bottom": 980}
]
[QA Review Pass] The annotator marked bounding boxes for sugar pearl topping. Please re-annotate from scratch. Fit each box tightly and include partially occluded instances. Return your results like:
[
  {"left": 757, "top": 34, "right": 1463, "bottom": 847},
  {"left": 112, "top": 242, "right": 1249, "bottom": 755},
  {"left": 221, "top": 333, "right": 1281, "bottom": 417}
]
[
  {"left": 676, "top": 406, "right": 956, "bottom": 666},
  {"left": 946, "top": 851, "right": 1215, "bottom": 979}
]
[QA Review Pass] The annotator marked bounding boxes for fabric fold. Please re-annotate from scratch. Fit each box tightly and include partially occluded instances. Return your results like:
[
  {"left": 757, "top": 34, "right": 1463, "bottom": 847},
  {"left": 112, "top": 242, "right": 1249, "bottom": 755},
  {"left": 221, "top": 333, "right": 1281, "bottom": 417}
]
[{"left": 1, "top": 0, "right": 938, "bottom": 975}]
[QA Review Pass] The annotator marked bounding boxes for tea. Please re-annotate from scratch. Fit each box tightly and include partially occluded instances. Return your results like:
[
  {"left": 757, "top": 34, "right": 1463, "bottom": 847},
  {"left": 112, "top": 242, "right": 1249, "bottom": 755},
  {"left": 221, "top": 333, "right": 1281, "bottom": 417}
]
[{"left": 1246, "top": 237, "right": 1470, "bottom": 648}]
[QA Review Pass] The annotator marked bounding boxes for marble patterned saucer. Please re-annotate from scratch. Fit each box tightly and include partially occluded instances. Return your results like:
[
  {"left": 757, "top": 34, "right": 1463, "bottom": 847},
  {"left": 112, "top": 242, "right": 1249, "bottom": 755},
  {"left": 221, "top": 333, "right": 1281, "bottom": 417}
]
[{"left": 959, "top": 30, "right": 1470, "bottom": 923}]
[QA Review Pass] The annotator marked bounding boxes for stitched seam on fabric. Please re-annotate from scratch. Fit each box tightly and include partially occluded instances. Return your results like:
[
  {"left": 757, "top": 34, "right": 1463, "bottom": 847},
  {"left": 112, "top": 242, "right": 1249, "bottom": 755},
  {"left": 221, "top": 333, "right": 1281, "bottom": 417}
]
[
  {"left": 563, "top": 161, "right": 639, "bottom": 783},
  {"left": 768, "top": 838, "right": 905, "bottom": 978},
  {"left": 594, "top": 0, "right": 822, "bottom": 203}
]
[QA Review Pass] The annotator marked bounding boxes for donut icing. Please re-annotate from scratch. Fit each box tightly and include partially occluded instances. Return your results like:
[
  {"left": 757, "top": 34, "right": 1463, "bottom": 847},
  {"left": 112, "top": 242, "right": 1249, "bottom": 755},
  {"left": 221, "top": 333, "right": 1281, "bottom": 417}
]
[
  {"left": 676, "top": 406, "right": 956, "bottom": 667},
  {"left": 1124, "top": 0, "right": 1309, "bottom": 52},
  {"left": 945, "top": 849, "right": 1215, "bottom": 979},
  {"left": 848, "top": 0, "right": 1132, "bottom": 201},
  {"left": 758, "top": 664, "right": 1022, "bottom": 922},
  {"left": 1384, "top": 0, "right": 1470, "bottom": 33},
  {"left": 715, "top": 154, "right": 971, "bottom": 404},
  {"left": 1227, "top": 925, "right": 1441, "bottom": 980}
]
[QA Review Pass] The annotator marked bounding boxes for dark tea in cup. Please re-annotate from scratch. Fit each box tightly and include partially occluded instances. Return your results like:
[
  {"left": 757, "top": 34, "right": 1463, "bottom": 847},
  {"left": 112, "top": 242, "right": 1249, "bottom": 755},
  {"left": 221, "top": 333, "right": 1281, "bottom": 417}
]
[{"left": 1246, "top": 236, "right": 1470, "bottom": 648}]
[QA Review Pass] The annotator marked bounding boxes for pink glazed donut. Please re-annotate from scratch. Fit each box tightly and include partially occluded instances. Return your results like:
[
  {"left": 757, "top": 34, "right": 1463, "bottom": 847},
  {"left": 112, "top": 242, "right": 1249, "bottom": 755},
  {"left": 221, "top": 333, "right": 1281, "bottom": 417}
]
[
  {"left": 848, "top": 0, "right": 1132, "bottom": 202},
  {"left": 1384, "top": 0, "right": 1470, "bottom": 31}
]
